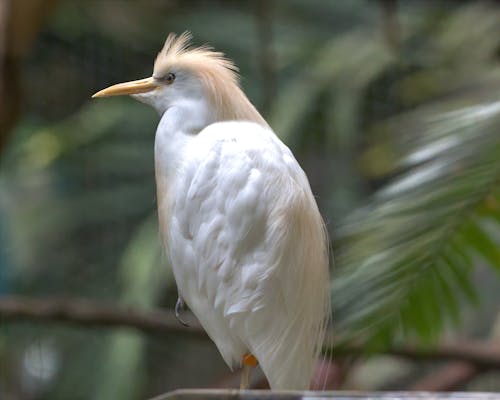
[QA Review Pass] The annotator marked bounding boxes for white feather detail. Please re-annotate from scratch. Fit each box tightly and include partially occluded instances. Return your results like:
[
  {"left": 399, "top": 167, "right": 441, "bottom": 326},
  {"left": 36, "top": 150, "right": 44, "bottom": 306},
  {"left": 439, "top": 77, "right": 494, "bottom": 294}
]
[{"left": 161, "top": 121, "right": 330, "bottom": 390}]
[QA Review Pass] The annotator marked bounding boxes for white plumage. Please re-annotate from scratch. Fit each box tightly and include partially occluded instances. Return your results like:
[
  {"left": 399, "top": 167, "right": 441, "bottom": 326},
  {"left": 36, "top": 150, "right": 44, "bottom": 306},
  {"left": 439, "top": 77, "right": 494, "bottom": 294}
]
[
  {"left": 93, "top": 32, "right": 331, "bottom": 390},
  {"left": 165, "top": 121, "right": 329, "bottom": 389}
]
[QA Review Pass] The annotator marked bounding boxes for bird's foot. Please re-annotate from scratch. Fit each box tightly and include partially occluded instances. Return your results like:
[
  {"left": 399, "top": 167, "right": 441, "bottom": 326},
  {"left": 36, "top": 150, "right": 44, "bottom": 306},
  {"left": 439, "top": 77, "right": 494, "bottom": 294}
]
[
  {"left": 240, "top": 353, "right": 258, "bottom": 390},
  {"left": 242, "top": 353, "right": 258, "bottom": 367},
  {"left": 175, "top": 296, "right": 190, "bottom": 327}
]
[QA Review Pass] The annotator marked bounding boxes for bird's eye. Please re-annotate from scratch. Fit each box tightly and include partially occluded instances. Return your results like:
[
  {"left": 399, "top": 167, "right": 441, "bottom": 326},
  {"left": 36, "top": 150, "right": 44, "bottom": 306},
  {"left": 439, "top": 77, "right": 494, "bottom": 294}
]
[{"left": 164, "top": 72, "right": 176, "bottom": 84}]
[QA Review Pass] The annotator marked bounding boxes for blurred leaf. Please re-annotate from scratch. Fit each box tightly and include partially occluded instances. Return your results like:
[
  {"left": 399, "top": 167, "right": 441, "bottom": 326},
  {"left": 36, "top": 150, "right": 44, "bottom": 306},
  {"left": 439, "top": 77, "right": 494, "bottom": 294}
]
[
  {"left": 462, "top": 219, "right": 500, "bottom": 273},
  {"left": 333, "top": 90, "right": 500, "bottom": 346}
]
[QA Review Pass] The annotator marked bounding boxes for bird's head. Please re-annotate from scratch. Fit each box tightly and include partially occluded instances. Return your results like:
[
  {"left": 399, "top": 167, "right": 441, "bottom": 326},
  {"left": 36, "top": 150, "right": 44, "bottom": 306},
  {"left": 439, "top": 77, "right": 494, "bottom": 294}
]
[{"left": 93, "top": 32, "right": 266, "bottom": 126}]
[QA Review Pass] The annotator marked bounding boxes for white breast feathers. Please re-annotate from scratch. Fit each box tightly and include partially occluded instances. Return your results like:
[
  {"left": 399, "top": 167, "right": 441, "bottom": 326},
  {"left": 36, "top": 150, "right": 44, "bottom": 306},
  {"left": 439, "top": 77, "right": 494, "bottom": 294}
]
[{"left": 162, "top": 121, "right": 330, "bottom": 390}]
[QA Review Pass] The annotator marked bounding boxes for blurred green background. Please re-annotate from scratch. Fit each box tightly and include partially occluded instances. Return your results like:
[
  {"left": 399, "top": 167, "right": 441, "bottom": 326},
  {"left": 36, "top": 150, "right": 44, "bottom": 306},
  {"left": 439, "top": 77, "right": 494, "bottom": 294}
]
[{"left": 1, "top": 0, "right": 500, "bottom": 399}]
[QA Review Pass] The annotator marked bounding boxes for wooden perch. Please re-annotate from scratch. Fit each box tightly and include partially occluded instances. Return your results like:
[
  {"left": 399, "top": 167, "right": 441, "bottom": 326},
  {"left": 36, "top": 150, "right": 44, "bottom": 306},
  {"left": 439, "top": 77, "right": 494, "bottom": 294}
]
[
  {"left": 335, "top": 341, "right": 500, "bottom": 370},
  {"left": 2, "top": 295, "right": 500, "bottom": 371},
  {"left": 151, "top": 389, "right": 500, "bottom": 400},
  {"left": 409, "top": 362, "right": 480, "bottom": 391},
  {"left": 0, "top": 295, "right": 206, "bottom": 337}
]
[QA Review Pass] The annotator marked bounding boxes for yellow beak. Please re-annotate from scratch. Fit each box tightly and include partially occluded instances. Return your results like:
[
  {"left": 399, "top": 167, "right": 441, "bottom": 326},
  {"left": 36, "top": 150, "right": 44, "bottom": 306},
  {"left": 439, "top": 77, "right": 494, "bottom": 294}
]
[{"left": 92, "top": 77, "right": 159, "bottom": 98}]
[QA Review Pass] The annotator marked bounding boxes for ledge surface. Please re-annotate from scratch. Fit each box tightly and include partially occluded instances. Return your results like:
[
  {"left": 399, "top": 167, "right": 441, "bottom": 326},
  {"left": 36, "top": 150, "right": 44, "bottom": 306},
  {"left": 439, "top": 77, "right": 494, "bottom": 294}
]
[{"left": 151, "top": 389, "right": 500, "bottom": 400}]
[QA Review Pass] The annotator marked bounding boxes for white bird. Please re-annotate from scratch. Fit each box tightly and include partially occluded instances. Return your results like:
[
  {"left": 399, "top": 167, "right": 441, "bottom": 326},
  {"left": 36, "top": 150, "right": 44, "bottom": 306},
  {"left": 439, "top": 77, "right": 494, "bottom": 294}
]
[{"left": 93, "top": 32, "right": 331, "bottom": 390}]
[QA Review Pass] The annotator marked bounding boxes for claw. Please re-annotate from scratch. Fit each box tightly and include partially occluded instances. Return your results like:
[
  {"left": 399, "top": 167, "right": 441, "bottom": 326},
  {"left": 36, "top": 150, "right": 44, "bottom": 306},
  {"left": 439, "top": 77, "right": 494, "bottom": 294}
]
[{"left": 175, "top": 296, "right": 190, "bottom": 327}]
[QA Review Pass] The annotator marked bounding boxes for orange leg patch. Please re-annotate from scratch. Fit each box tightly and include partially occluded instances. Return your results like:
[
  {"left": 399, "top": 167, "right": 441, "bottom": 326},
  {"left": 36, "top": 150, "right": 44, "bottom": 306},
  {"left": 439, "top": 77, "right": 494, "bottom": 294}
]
[{"left": 242, "top": 353, "right": 258, "bottom": 367}]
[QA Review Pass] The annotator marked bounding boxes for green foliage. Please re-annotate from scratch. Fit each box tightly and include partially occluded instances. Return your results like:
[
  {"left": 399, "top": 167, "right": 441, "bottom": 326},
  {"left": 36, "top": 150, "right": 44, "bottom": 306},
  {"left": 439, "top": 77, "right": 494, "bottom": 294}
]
[{"left": 333, "top": 93, "right": 500, "bottom": 345}]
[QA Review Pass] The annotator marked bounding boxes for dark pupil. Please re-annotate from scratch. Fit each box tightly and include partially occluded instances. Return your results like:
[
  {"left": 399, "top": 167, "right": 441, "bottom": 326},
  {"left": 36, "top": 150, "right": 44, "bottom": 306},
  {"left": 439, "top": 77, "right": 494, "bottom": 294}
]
[{"left": 166, "top": 73, "right": 175, "bottom": 83}]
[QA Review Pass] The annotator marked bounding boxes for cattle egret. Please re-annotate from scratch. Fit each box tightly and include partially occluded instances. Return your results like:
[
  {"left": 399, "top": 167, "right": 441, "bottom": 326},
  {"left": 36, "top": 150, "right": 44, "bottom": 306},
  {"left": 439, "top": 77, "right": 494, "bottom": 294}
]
[{"left": 93, "top": 32, "right": 331, "bottom": 390}]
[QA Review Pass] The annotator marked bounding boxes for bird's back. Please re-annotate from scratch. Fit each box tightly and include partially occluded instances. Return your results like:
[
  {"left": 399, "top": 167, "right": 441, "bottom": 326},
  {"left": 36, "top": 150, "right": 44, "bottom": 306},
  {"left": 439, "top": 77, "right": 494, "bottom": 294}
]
[{"left": 163, "top": 121, "right": 330, "bottom": 389}]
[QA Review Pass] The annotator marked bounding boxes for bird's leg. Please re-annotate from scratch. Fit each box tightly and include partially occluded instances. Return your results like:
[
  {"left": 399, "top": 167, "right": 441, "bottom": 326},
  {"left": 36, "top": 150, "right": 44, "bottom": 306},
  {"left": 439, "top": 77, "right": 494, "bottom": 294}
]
[
  {"left": 175, "top": 296, "right": 189, "bottom": 327},
  {"left": 240, "top": 365, "right": 250, "bottom": 390},
  {"left": 240, "top": 353, "right": 258, "bottom": 390}
]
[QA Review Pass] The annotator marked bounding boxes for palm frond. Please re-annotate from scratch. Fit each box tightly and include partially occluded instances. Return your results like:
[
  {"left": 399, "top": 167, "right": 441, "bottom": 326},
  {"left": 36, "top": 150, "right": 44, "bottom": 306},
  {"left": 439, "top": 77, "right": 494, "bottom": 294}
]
[{"left": 333, "top": 76, "right": 500, "bottom": 345}]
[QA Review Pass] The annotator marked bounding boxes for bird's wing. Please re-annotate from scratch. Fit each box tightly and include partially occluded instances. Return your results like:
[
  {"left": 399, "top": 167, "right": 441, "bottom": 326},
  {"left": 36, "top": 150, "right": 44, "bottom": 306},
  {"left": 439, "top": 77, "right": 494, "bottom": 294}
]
[{"left": 167, "top": 121, "right": 329, "bottom": 389}]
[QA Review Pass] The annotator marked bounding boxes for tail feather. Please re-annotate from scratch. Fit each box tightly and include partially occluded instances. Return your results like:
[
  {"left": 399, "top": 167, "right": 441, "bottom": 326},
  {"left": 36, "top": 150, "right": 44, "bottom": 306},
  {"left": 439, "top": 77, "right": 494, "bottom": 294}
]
[{"left": 244, "top": 187, "right": 331, "bottom": 390}]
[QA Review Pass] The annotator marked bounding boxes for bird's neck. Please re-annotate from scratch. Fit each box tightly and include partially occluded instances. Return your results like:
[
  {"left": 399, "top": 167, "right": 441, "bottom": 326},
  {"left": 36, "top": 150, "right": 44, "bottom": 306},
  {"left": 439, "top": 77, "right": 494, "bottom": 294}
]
[
  {"left": 154, "top": 89, "right": 269, "bottom": 177},
  {"left": 209, "top": 83, "right": 268, "bottom": 128},
  {"left": 164, "top": 98, "right": 214, "bottom": 135},
  {"left": 154, "top": 98, "right": 211, "bottom": 176}
]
